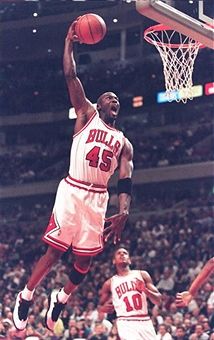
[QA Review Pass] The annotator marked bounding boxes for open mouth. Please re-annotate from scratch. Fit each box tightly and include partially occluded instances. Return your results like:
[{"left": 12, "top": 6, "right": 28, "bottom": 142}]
[{"left": 110, "top": 105, "right": 118, "bottom": 115}]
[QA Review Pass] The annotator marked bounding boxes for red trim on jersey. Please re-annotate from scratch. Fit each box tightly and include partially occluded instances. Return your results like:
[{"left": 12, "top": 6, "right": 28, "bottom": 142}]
[
  {"left": 100, "top": 117, "right": 120, "bottom": 132},
  {"left": 118, "top": 314, "right": 149, "bottom": 318},
  {"left": 117, "top": 317, "right": 150, "bottom": 322},
  {"left": 65, "top": 176, "right": 107, "bottom": 193},
  {"left": 73, "top": 110, "right": 97, "bottom": 138},
  {"left": 68, "top": 175, "right": 106, "bottom": 188}
]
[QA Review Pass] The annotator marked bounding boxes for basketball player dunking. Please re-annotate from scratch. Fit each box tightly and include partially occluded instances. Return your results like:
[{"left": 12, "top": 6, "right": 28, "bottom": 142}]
[
  {"left": 13, "top": 19, "right": 134, "bottom": 332},
  {"left": 99, "top": 248, "right": 162, "bottom": 340}
]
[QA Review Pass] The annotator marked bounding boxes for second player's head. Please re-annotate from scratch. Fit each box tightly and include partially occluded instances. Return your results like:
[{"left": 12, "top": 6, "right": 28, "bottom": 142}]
[{"left": 113, "top": 247, "right": 131, "bottom": 268}]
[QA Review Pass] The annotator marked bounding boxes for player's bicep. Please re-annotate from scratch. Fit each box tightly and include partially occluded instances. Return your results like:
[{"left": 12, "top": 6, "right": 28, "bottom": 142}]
[{"left": 118, "top": 138, "right": 134, "bottom": 179}]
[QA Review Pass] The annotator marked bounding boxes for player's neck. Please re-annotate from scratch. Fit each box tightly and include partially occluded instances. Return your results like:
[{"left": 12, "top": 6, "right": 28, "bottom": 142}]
[
  {"left": 103, "top": 118, "right": 116, "bottom": 128},
  {"left": 117, "top": 265, "right": 131, "bottom": 276},
  {"left": 99, "top": 112, "right": 116, "bottom": 127}
]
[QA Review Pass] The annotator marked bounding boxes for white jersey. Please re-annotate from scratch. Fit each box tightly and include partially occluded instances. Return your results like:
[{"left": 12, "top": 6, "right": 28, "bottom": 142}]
[
  {"left": 111, "top": 270, "right": 149, "bottom": 318},
  {"left": 69, "top": 111, "right": 125, "bottom": 186}
]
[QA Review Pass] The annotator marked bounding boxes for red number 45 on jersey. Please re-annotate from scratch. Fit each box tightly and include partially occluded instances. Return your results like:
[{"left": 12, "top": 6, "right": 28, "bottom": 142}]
[{"left": 86, "top": 146, "right": 113, "bottom": 172}]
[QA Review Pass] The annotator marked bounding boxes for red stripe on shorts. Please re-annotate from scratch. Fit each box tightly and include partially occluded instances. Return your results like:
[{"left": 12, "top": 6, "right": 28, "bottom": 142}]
[
  {"left": 65, "top": 176, "right": 107, "bottom": 193},
  {"left": 72, "top": 245, "right": 104, "bottom": 256}
]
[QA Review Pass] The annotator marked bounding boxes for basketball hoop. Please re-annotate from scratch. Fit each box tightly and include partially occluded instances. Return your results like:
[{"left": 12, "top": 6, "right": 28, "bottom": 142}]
[{"left": 144, "top": 24, "right": 204, "bottom": 103}]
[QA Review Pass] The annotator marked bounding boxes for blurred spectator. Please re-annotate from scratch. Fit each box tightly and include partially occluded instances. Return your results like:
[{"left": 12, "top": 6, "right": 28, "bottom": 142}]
[
  {"left": 0, "top": 177, "right": 213, "bottom": 339},
  {"left": 189, "top": 324, "right": 209, "bottom": 340},
  {"left": 107, "top": 324, "right": 118, "bottom": 340},
  {"left": 156, "top": 324, "right": 173, "bottom": 340},
  {"left": 157, "top": 267, "right": 175, "bottom": 294},
  {"left": 90, "top": 311, "right": 112, "bottom": 336},
  {"left": 151, "top": 305, "right": 164, "bottom": 329},
  {"left": 89, "top": 322, "right": 108, "bottom": 340},
  {"left": 173, "top": 326, "right": 189, "bottom": 340}
]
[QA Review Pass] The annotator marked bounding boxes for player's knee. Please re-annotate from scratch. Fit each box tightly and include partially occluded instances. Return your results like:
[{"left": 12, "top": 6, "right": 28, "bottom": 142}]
[
  {"left": 75, "top": 255, "right": 92, "bottom": 270},
  {"left": 69, "top": 263, "right": 90, "bottom": 285}
]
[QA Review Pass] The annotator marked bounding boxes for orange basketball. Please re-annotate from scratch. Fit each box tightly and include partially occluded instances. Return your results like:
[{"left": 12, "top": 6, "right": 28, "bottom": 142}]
[{"left": 75, "top": 13, "right": 107, "bottom": 45}]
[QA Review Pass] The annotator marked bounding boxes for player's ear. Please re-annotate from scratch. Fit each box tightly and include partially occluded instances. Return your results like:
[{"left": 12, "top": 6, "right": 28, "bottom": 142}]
[{"left": 97, "top": 103, "right": 101, "bottom": 111}]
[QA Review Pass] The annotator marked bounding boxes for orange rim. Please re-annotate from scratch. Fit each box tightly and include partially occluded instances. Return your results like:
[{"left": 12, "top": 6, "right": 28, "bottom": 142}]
[{"left": 144, "top": 23, "right": 204, "bottom": 49}]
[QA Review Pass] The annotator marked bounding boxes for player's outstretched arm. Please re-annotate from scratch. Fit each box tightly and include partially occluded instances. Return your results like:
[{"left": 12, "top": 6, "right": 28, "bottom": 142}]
[
  {"left": 63, "top": 20, "right": 95, "bottom": 128},
  {"left": 104, "top": 138, "right": 134, "bottom": 244},
  {"left": 176, "top": 257, "right": 214, "bottom": 307},
  {"left": 136, "top": 271, "right": 162, "bottom": 306},
  {"left": 98, "top": 279, "right": 115, "bottom": 313}
]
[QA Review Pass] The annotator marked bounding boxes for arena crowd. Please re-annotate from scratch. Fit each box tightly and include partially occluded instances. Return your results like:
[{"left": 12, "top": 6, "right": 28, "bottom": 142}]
[{"left": 0, "top": 180, "right": 213, "bottom": 339}]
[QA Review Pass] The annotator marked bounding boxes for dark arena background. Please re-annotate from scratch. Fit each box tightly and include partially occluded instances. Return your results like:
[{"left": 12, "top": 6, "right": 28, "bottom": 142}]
[{"left": 0, "top": 1, "right": 213, "bottom": 339}]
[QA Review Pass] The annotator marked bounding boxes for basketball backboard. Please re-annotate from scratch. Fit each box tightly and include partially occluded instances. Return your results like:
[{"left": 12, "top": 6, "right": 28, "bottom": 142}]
[{"left": 136, "top": 0, "right": 214, "bottom": 49}]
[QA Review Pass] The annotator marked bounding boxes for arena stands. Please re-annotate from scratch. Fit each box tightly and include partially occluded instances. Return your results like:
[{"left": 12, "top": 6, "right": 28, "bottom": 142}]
[{"left": 0, "top": 177, "right": 213, "bottom": 338}]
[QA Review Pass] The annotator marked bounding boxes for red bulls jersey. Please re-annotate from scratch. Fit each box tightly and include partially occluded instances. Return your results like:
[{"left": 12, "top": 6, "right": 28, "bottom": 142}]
[
  {"left": 69, "top": 111, "right": 125, "bottom": 186},
  {"left": 111, "top": 270, "right": 149, "bottom": 317}
]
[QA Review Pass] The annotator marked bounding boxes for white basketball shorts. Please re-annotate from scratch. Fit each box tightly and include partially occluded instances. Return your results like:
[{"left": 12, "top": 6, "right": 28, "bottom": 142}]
[
  {"left": 42, "top": 176, "right": 109, "bottom": 256},
  {"left": 116, "top": 318, "right": 157, "bottom": 340}
]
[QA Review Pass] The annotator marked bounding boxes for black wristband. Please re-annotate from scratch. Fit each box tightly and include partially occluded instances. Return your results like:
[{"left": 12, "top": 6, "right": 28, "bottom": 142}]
[{"left": 117, "top": 178, "right": 132, "bottom": 196}]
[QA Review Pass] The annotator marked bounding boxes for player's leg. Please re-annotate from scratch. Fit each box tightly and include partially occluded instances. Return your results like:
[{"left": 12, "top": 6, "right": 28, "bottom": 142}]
[
  {"left": 28, "top": 246, "right": 63, "bottom": 289},
  {"left": 13, "top": 246, "right": 62, "bottom": 330},
  {"left": 45, "top": 254, "right": 92, "bottom": 331}
]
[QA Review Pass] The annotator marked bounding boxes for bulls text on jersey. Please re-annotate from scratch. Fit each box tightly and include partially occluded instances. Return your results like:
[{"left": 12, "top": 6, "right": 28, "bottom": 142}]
[
  {"left": 115, "top": 280, "right": 138, "bottom": 299},
  {"left": 86, "top": 129, "right": 121, "bottom": 156}
]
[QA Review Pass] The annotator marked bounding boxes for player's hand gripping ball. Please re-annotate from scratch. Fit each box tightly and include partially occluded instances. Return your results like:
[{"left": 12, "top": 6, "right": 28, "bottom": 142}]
[{"left": 75, "top": 13, "right": 107, "bottom": 45}]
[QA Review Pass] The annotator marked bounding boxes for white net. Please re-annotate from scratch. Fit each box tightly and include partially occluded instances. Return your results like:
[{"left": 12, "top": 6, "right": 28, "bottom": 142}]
[{"left": 144, "top": 25, "right": 202, "bottom": 103}]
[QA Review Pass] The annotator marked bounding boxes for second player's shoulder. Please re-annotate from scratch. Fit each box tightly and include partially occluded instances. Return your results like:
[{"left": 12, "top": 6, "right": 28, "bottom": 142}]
[
  {"left": 140, "top": 270, "right": 153, "bottom": 282},
  {"left": 131, "top": 269, "right": 141, "bottom": 275},
  {"left": 102, "top": 277, "right": 112, "bottom": 290},
  {"left": 130, "top": 269, "right": 143, "bottom": 279}
]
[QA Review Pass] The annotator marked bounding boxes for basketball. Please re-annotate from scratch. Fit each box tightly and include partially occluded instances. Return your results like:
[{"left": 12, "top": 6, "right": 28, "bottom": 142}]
[{"left": 75, "top": 13, "right": 107, "bottom": 45}]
